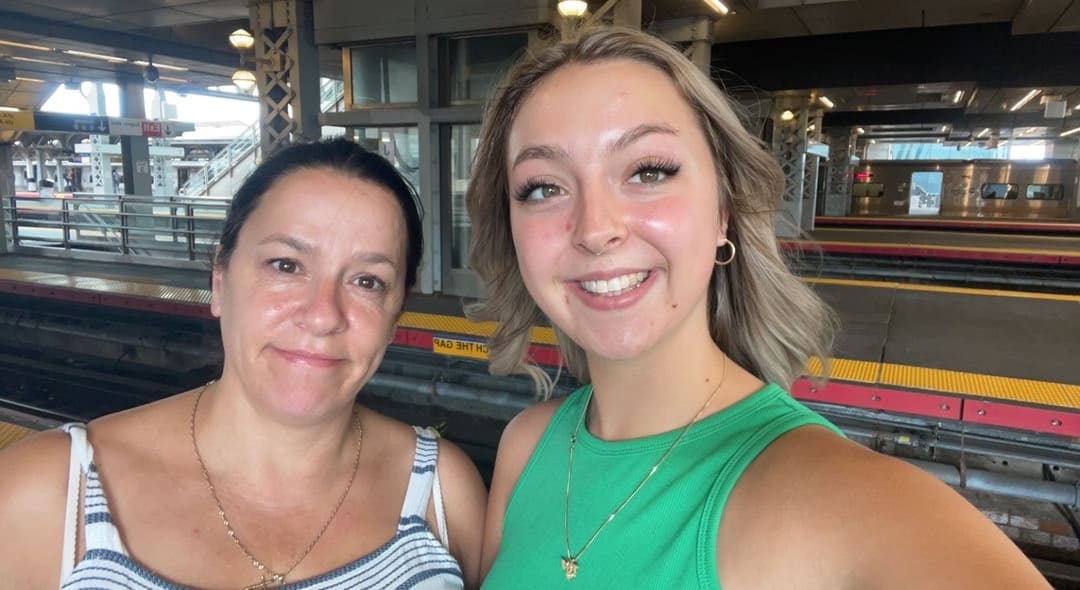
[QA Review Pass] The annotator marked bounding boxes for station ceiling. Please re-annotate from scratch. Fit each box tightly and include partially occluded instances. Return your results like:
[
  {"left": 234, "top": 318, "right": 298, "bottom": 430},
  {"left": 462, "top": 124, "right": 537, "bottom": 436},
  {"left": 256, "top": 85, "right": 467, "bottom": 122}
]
[{"left": 1, "top": 0, "right": 1079, "bottom": 144}]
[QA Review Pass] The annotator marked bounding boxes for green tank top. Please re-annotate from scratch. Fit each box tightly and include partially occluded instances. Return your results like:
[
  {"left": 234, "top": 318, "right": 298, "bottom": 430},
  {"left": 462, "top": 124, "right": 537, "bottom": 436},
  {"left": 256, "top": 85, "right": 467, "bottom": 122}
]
[{"left": 482, "top": 383, "right": 842, "bottom": 589}]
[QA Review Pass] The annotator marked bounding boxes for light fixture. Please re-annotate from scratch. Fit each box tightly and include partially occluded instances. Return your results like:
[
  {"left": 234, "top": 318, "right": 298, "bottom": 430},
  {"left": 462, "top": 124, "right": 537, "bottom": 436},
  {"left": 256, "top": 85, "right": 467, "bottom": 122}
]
[
  {"left": 0, "top": 39, "right": 51, "bottom": 51},
  {"left": 11, "top": 55, "right": 69, "bottom": 66},
  {"left": 855, "top": 127, "right": 865, "bottom": 134},
  {"left": 703, "top": 0, "right": 730, "bottom": 15},
  {"left": 160, "top": 76, "right": 189, "bottom": 84},
  {"left": 133, "top": 59, "right": 188, "bottom": 72},
  {"left": 977, "top": 128, "right": 990, "bottom": 138},
  {"left": 780, "top": 109, "right": 795, "bottom": 121},
  {"left": 231, "top": 69, "right": 257, "bottom": 93},
  {"left": 63, "top": 49, "right": 127, "bottom": 63},
  {"left": 557, "top": 0, "right": 588, "bottom": 17},
  {"left": 15, "top": 76, "right": 45, "bottom": 83},
  {"left": 952, "top": 90, "right": 964, "bottom": 104},
  {"left": 0, "top": 106, "right": 21, "bottom": 112},
  {"left": 1060, "top": 126, "right": 1080, "bottom": 137},
  {"left": 818, "top": 96, "right": 835, "bottom": 109},
  {"left": 1009, "top": 89, "right": 1040, "bottom": 112},
  {"left": 229, "top": 29, "right": 255, "bottom": 50}
]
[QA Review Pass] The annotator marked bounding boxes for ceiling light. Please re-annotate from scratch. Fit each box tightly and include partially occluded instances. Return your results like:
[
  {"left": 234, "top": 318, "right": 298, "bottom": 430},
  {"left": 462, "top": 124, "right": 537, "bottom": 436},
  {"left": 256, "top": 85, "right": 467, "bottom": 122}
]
[
  {"left": 229, "top": 29, "right": 255, "bottom": 50},
  {"left": 855, "top": 127, "right": 865, "bottom": 134},
  {"left": 0, "top": 106, "right": 21, "bottom": 112},
  {"left": 63, "top": 49, "right": 127, "bottom": 63},
  {"left": 952, "top": 90, "right": 963, "bottom": 104},
  {"left": 780, "top": 109, "right": 795, "bottom": 121},
  {"left": 557, "top": 0, "right": 588, "bottom": 17},
  {"left": 818, "top": 96, "right": 835, "bottom": 109},
  {"left": 159, "top": 76, "right": 189, "bottom": 83},
  {"left": 703, "top": 0, "right": 730, "bottom": 15},
  {"left": 1009, "top": 89, "right": 1040, "bottom": 112},
  {"left": 11, "top": 55, "right": 69, "bottom": 66},
  {"left": 232, "top": 69, "right": 257, "bottom": 93},
  {"left": 977, "top": 128, "right": 990, "bottom": 138},
  {"left": 132, "top": 60, "right": 188, "bottom": 72},
  {"left": 1060, "top": 126, "right": 1080, "bottom": 137},
  {"left": 0, "top": 39, "right": 51, "bottom": 51},
  {"left": 15, "top": 76, "right": 45, "bottom": 83}
]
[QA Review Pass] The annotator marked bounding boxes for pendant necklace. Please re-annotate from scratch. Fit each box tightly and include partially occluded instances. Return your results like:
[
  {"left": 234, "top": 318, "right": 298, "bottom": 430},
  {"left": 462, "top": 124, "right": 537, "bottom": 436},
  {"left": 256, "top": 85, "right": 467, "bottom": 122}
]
[
  {"left": 190, "top": 382, "right": 364, "bottom": 588},
  {"left": 561, "top": 357, "right": 727, "bottom": 581}
]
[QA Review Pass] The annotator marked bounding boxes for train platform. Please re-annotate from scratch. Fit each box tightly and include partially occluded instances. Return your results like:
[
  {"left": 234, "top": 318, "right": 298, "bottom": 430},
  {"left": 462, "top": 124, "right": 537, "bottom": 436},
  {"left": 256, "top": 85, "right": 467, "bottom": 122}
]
[
  {"left": 0, "top": 253, "right": 1076, "bottom": 439},
  {"left": 816, "top": 216, "right": 1080, "bottom": 235},
  {"left": 783, "top": 227, "right": 1080, "bottom": 266}
]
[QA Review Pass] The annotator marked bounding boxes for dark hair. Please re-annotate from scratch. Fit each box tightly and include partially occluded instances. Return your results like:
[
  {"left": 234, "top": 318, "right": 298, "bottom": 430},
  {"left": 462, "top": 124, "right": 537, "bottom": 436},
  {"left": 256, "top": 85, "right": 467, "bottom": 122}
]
[{"left": 215, "top": 137, "right": 424, "bottom": 293}]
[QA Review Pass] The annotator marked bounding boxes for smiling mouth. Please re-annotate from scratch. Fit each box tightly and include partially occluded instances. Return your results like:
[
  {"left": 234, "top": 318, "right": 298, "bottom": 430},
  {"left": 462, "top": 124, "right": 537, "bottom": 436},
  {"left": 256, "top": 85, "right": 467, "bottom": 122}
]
[{"left": 578, "top": 271, "right": 650, "bottom": 296}]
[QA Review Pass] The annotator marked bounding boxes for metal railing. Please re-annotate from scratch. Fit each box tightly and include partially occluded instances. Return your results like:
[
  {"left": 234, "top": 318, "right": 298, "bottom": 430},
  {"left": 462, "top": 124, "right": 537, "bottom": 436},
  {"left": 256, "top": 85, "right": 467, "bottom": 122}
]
[
  {"left": 3, "top": 193, "right": 230, "bottom": 268},
  {"left": 179, "top": 123, "right": 259, "bottom": 197}
]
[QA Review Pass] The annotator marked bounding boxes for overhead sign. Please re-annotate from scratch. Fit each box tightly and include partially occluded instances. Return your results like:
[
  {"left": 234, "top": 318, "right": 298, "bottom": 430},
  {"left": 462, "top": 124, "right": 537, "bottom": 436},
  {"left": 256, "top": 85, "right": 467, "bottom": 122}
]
[{"left": 0, "top": 110, "right": 194, "bottom": 138}]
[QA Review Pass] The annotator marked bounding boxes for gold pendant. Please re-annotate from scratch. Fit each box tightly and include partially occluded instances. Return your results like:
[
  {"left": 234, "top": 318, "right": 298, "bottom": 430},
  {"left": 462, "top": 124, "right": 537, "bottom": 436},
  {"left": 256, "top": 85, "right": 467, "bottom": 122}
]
[{"left": 561, "top": 556, "right": 579, "bottom": 580}]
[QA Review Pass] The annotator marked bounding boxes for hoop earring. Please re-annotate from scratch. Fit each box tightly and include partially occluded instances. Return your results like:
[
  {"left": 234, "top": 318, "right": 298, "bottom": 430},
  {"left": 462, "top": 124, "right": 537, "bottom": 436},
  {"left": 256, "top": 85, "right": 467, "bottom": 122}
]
[{"left": 715, "top": 240, "right": 736, "bottom": 266}]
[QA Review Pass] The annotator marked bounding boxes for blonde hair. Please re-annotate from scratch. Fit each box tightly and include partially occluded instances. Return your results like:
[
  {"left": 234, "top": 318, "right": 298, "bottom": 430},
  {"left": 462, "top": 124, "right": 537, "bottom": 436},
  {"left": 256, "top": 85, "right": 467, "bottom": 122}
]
[{"left": 466, "top": 27, "right": 836, "bottom": 397}]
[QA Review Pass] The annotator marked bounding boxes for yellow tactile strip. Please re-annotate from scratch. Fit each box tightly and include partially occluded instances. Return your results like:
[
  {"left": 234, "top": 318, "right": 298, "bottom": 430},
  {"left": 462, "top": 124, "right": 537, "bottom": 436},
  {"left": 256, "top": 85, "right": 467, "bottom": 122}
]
[
  {"left": 802, "top": 239, "right": 1080, "bottom": 258},
  {"left": 0, "top": 421, "right": 34, "bottom": 452},
  {"left": 805, "top": 276, "right": 1080, "bottom": 303},
  {"left": 0, "top": 269, "right": 213, "bottom": 305},
  {"left": 805, "top": 357, "right": 880, "bottom": 384},
  {"left": 880, "top": 363, "right": 1080, "bottom": 409}
]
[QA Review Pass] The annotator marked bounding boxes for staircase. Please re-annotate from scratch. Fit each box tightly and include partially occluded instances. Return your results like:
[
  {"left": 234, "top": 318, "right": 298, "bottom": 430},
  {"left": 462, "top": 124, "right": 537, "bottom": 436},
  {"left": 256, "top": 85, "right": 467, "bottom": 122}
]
[{"left": 179, "top": 78, "right": 346, "bottom": 197}]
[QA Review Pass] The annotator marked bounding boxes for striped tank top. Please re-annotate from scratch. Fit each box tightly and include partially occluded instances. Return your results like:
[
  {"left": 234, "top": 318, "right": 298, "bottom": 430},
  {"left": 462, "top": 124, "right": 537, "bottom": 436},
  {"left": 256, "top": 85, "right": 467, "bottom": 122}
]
[{"left": 58, "top": 423, "right": 464, "bottom": 589}]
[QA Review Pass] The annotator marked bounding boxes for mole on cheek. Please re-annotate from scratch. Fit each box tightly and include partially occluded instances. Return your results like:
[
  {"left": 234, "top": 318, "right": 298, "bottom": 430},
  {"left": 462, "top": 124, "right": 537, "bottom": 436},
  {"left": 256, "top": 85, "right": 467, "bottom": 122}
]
[{"left": 564, "top": 222, "right": 572, "bottom": 231}]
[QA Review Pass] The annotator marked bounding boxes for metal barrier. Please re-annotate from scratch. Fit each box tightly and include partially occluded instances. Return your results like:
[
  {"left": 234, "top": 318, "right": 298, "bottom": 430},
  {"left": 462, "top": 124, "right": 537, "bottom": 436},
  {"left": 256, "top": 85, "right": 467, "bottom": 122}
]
[{"left": 3, "top": 193, "right": 229, "bottom": 268}]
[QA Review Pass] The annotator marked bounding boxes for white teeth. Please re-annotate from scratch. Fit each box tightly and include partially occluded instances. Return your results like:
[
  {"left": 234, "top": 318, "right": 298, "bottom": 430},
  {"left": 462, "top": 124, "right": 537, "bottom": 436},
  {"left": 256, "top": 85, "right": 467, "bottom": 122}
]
[{"left": 579, "top": 272, "right": 649, "bottom": 296}]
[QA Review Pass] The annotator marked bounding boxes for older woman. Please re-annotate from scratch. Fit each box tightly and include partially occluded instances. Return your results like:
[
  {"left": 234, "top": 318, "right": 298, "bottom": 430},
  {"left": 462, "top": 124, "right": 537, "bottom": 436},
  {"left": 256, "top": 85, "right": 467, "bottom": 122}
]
[
  {"left": 467, "top": 27, "right": 1049, "bottom": 589},
  {"left": 0, "top": 138, "right": 486, "bottom": 589}
]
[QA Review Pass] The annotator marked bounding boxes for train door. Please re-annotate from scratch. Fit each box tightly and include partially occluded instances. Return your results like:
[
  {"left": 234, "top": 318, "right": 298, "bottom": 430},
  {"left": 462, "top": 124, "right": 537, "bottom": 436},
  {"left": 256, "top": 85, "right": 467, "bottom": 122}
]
[{"left": 908, "top": 171, "right": 943, "bottom": 215}]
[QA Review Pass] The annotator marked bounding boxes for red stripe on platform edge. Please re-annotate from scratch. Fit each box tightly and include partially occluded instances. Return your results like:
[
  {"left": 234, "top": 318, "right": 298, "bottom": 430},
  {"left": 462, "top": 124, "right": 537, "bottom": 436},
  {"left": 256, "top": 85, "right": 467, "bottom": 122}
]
[
  {"left": 0, "top": 281, "right": 214, "bottom": 319},
  {"left": 791, "top": 379, "right": 962, "bottom": 420},
  {"left": 780, "top": 242, "right": 1065, "bottom": 265},
  {"left": 964, "top": 399, "right": 1080, "bottom": 438}
]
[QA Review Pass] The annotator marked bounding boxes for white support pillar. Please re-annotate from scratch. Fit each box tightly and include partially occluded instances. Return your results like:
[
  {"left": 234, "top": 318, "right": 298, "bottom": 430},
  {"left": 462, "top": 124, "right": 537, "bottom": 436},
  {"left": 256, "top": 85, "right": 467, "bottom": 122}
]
[
  {"left": 771, "top": 96, "right": 810, "bottom": 237},
  {"left": 85, "top": 83, "right": 113, "bottom": 194},
  {"left": 824, "top": 127, "right": 858, "bottom": 216}
]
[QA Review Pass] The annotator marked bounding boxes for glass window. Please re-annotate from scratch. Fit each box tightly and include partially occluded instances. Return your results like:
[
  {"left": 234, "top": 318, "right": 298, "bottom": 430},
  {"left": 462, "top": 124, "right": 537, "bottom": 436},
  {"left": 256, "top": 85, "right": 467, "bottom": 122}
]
[
  {"left": 445, "top": 33, "right": 529, "bottom": 104},
  {"left": 980, "top": 183, "right": 1018, "bottom": 200},
  {"left": 908, "top": 171, "right": 943, "bottom": 215},
  {"left": 1025, "top": 184, "right": 1064, "bottom": 200},
  {"left": 348, "top": 43, "right": 417, "bottom": 107},
  {"left": 851, "top": 183, "right": 884, "bottom": 198},
  {"left": 354, "top": 127, "right": 420, "bottom": 189},
  {"left": 448, "top": 124, "right": 481, "bottom": 269}
]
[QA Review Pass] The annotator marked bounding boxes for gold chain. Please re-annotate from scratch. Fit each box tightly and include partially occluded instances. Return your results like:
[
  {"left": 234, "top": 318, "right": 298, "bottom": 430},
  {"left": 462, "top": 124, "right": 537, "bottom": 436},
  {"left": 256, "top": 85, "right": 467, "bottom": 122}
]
[
  {"left": 190, "top": 382, "right": 364, "bottom": 588},
  {"left": 561, "top": 357, "right": 728, "bottom": 581}
]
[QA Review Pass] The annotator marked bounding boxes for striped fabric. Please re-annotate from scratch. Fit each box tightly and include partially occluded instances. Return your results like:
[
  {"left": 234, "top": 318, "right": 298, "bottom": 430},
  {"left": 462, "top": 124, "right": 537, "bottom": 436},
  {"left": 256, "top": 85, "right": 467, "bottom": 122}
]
[{"left": 59, "top": 424, "right": 464, "bottom": 590}]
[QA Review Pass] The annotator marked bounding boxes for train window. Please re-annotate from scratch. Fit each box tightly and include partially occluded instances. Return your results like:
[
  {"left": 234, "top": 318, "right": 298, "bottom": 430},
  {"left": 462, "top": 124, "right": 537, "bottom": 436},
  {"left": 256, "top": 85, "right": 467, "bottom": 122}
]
[
  {"left": 1025, "top": 184, "right": 1065, "bottom": 200},
  {"left": 979, "top": 183, "right": 1018, "bottom": 200},
  {"left": 851, "top": 183, "right": 884, "bottom": 198}
]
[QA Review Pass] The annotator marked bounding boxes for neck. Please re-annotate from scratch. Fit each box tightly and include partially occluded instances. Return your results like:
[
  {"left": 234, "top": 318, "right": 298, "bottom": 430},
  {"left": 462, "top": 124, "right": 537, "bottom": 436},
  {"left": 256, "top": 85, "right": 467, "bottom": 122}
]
[
  {"left": 583, "top": 327, "right": 736, "bottom": 441},
  {"left": 191, "top": 378, "right": 360, "bottom": 499}
]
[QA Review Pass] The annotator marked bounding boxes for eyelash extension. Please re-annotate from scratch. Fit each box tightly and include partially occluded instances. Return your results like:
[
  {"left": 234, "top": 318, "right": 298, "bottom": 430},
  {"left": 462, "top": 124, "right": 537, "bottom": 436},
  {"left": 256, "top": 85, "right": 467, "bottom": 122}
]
[
  {"left": 512, "top": 179, "right": 555, "bottom": 202},
  {"left": 633, "top": 158, "right": 681, "bottom": 179}
]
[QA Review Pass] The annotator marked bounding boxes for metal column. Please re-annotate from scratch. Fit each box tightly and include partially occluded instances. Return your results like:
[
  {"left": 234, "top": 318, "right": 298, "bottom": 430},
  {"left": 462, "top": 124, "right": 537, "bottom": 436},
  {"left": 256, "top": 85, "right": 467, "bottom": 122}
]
[
  {"left": 85, "top": 82, "right": 113, "bottom": 194},
  {"left": 0, "top": 142, "right": 13, "bottom": 252},
  {"left": 801, "top": 108, "right": 823, "bottom": 231},
  {"left": 118, "top": 77, "right": 153, "bottom": 197},
  {"left": 250, "top": 0, "right": 321, "bottom": 157},
  {"left": 771, "top": 96, "right": 810, "bottom": 237},
  {"left": 824, "top": 127, "right": 857, "bottom": 216}
]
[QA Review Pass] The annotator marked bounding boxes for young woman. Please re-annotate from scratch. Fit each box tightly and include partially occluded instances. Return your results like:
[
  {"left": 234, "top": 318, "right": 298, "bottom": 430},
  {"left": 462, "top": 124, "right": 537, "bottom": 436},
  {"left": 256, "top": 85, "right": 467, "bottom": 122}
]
[
  {"left": 467, "top": 28, "right": 1049, "bottom": 589},
  {"left": 0, "top": 138, "right": 486, "bottom": 589}
]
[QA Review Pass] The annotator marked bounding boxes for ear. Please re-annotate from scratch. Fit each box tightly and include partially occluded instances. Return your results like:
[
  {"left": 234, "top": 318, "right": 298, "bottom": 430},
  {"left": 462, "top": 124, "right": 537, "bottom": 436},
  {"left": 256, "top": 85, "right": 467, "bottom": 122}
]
[
  {"left": 210, "top": 247, "right": 224, "bottom": 319},
  {"left": 716, "top": 200, "right": 730, "bottom": 247}
]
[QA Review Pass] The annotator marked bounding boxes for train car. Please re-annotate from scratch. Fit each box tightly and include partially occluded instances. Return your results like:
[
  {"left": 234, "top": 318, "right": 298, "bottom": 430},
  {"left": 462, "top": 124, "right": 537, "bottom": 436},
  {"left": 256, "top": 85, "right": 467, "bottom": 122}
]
[{"left": 849, "top": 159, "right": 1078, "bottom": 219}]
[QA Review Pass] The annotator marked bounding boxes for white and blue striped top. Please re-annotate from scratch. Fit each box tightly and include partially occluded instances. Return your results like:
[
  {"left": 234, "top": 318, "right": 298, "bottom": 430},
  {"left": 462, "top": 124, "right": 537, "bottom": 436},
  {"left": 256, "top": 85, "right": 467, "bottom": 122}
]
[{"left": 58, "top": 423, "right": 464, "bottom": 589}]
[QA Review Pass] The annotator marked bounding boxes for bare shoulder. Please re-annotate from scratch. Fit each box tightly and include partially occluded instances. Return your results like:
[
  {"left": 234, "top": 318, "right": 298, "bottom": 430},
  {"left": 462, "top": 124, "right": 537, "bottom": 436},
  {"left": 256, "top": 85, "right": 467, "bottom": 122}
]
[
  {"left": 433, "top": 435, "right": 487, "bottom": 589},
  {"left": 0, "top": 428, "right": 75, "bottom": 587},
  {"left": 720, "top": 426, "right": 1049, "bottom": 590}
]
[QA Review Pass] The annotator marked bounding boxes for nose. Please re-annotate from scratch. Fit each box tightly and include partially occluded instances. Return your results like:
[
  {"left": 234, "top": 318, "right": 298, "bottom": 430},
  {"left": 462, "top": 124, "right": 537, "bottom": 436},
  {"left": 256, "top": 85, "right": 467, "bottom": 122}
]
[
  {"left": 573, "top": 179, "right": 627, "bottom": 257},
  {"left": 294, "top": 278, "right": 347, "bottom": 335}
]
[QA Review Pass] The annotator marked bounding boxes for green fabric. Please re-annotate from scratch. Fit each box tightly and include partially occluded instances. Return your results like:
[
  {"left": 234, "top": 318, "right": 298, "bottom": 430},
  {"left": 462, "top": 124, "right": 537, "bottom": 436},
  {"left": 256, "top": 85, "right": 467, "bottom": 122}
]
[{"left": 482, "top": 383, "right": 842, "bottom": 589}]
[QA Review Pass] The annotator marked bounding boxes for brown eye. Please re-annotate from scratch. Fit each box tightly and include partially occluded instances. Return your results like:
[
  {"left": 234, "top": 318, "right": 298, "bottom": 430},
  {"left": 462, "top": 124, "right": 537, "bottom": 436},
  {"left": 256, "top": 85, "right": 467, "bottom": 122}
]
[{"left": 270, "top": 259, "right": 299, "bottom": 273}]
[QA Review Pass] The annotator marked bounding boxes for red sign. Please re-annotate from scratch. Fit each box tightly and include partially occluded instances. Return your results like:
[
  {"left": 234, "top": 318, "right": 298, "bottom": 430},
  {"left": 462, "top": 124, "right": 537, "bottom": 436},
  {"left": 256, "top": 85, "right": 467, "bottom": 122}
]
[
  {"left": 141, "top": 121, "right": 162, "bottom": 137},
  {"left": 854, "top": 172, "right": 873, "bottom": 181}
]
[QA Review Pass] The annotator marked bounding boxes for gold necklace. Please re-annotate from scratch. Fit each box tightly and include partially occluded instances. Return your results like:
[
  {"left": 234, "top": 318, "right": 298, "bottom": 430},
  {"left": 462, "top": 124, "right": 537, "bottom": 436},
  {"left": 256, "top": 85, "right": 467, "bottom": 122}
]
[
  {"left": 561, "top": 357, "right": 728, "bottom": 581},
  {"left": 190, "top": 382, "right": 364, "bottom": 588}
]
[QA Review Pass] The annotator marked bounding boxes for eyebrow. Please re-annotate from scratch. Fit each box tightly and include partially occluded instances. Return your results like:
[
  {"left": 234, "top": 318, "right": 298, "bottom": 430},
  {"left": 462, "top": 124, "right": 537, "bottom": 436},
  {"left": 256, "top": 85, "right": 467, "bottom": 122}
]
[
  {"left": 259, "top": 234, "right": 397, "bottom": 266},
  {"left": 510, "top": 123, "right": 679, "bottom": 169}
]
